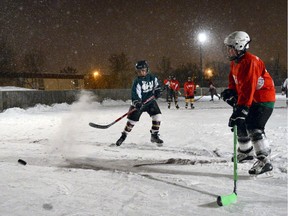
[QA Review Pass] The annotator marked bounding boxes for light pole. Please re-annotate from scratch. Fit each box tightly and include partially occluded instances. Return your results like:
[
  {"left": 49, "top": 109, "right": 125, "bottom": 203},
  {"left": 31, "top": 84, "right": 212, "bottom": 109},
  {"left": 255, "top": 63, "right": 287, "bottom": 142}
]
[{"left": 198, "top": 32, "right": 207, "bottom": 87}]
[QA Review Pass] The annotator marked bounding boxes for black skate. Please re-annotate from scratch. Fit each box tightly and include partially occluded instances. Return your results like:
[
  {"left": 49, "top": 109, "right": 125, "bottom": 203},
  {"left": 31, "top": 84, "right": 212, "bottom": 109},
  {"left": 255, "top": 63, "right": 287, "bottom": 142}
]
[
  {"left": 248, "top": 159, "right": 273, "bottom": 175},
  {"left": 116, "top": 132, "right": 127, "bottom": 146},
  {"left": 151, "top": 132, "right": 163, "bottom": 147},
  {"left": 176, "top": 105, "right": 180, "bottom": 109},
  {"left": 232, "top": 147, "right": 254, "bottom": 163}
]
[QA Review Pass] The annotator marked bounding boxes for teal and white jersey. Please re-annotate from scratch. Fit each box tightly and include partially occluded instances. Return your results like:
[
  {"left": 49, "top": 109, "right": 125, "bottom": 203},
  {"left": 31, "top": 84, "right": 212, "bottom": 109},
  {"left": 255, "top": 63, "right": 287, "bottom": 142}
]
[{"left": 131, "top": 73, "right": 161, "bottom": 103}]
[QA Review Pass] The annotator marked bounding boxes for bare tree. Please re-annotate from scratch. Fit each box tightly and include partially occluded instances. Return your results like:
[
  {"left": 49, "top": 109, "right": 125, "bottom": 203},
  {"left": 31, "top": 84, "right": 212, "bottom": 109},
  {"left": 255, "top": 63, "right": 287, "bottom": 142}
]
[
  {"left": 173, "top": 62, "right": 200, "bottom": 85},
  {"left": 60, "top": 66, "right": 78, "bottom": 74},
  {"left": 23, "top": 49, "right": 46, "bottom": 89},
  {"left": 157, "top": 56, "right": 173, "bottom": 80},
  {"left": 0, "top": 37, "right": 17, "bottom": 85},
  {"left": 108, "top": 52, "right": 133, "bottom": 88}
]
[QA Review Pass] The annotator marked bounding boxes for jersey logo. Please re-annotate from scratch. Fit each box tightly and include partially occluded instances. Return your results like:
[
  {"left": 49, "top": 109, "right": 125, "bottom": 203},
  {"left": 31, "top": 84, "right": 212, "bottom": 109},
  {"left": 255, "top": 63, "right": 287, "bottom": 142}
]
[
  {"left": 141, "top": 81, "right": 154, "bottom": 93},
  {"left": 256, "top": 76, "right": 264, "bottom": 90}
]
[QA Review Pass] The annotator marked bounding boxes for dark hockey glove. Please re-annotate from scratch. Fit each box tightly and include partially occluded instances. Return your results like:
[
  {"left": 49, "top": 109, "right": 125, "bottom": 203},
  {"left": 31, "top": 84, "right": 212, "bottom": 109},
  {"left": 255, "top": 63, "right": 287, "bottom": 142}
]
[
  {"left": 221, "top": 89, "right": 238, "bottom": 107},
  {"left": 133, "top": 101, "right": 143, "bottom": 111},
  {"left": 228, "top": 105, "right": 249, "bottom": 127},
  {"left": 154, "top": 89, "right": 161, "bottom": 99}
]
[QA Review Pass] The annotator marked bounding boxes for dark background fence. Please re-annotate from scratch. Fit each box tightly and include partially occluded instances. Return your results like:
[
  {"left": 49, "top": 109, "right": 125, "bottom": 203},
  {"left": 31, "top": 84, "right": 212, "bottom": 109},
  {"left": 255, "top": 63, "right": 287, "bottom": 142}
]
[{"left": 0, "top": 86, "right": 283, "bottom": 112}]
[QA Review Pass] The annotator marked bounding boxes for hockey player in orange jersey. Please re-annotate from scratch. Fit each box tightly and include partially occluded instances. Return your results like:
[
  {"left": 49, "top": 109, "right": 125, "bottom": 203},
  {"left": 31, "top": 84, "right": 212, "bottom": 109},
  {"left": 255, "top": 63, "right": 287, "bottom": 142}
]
[
  {"left": 184, "top": 77, "right": 196, "bottom": 109},
  {"left": 221, "top": 31, "right": 275, "bottom": 176}
]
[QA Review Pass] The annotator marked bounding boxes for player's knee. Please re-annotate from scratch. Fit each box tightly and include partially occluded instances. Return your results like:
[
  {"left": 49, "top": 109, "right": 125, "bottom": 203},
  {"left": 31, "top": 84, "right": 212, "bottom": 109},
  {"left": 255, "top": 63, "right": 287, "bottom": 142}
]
[
  {"left": 248, "top": 129, "right": 265, "bottom": 141},
  {"left": 249, "top": 129, "right": 271, "bottom": 157}
]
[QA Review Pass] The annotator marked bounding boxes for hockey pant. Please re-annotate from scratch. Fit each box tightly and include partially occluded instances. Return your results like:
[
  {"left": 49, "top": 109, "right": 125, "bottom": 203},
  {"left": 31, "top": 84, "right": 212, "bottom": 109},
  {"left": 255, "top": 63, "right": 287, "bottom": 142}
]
[
  {"left": 237, "top": 104, "right": 273, "bottom": 159},
  {"left": 123, "top": 101, "right": 162, "bottom": 135}
]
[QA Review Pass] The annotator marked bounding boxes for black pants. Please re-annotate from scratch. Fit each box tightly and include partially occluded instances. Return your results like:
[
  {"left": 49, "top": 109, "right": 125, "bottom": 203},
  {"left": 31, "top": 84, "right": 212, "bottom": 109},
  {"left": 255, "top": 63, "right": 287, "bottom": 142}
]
[
  {"left": 168, "top": 89, "right": 178, "bottom": 102},
  {"left": 128, "top": 100, "right": 161, "bottom": 122},
  {"left": 237, "top": 104, "right": 273, "bottom": 138}
]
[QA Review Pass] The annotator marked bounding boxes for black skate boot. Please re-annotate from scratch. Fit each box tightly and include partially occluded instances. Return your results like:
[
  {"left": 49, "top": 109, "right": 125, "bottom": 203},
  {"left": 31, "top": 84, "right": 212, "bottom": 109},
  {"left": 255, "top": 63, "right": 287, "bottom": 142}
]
[
  {"left": 232, "top": 146, "right": 254, "bottom": 163},
  {"left": 116, "top": 132, "right": 127, "bottom": 146},
  {"left": 150, "top": 131, "right": 163, "bottom": 147},
  {"left": 248, "top": 157, "right": 273, "bottom": 175}
]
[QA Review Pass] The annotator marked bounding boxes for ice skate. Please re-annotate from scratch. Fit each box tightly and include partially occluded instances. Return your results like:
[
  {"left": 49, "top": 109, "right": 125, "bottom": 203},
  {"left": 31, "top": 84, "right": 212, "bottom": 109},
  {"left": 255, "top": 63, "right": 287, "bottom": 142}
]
[
  {"left": 150, "top": 132, "right": 163, "bottom": 147},
  {"left": 248, "top": 158, "right": 273, "bottom": 176},
  {"left": 232, "top": 146, "right": 254, "bottom": 163},
  {"left": 116, "top": 132, "right": 127, "bottom": 146},
  {"left": 176, "top": 104, "right": 180, "bottom": 109}
]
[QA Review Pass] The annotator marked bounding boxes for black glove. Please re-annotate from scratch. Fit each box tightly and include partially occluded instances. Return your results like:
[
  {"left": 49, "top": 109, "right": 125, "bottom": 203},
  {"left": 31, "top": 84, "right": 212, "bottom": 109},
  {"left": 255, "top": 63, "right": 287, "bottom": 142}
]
[
  {"left": 221, "top": 89, "right": 238, "bottom": 107},
  {"left": 154, "top": 89, "right": 161, "bottom": 99},
  {"left": 228, "top": 106, "right": 249, "bottom": 127},
  {"left": 133, "top": 101, "right": 143, "bottom": 111}
]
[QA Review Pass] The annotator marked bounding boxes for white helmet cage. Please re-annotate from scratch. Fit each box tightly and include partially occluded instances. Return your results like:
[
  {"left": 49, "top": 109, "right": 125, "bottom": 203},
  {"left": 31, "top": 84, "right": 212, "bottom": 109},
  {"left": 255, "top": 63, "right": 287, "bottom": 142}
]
[{"left": 224, "top": 31, "right": 250, "bottom": 51}]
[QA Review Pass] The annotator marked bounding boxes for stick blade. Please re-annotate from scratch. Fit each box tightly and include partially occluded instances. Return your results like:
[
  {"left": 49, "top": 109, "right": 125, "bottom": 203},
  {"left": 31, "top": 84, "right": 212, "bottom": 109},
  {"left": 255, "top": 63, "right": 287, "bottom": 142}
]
[
  {"left": 217, "top": 192, "right": 237, "bottom": 206},
  {"left": 89, "top": 122, "right": 111, "bottom": 129}
]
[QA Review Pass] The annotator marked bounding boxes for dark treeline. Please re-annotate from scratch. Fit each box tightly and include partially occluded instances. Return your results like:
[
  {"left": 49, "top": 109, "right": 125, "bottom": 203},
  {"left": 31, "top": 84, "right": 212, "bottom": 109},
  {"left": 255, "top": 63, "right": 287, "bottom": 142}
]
[
  {"left": 0, "top": 37, "right": 286, "bottom": 89},
  {"left": 87, "top": 53, "right": 287, "bottom": 89}
]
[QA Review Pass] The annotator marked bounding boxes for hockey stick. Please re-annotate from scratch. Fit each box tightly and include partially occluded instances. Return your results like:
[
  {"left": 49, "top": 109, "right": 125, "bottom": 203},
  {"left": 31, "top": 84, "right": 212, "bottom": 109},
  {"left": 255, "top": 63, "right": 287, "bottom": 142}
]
[
  {"left": 89, "top": 95, "right": 155, "bottom": 129},
  {"left": 217, "top": 125, "right": 238, "bottom": 206}
]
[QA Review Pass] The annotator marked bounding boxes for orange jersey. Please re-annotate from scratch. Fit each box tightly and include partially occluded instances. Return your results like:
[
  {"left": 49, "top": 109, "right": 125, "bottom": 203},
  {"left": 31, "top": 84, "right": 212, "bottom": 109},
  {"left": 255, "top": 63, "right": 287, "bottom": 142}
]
[
  {"left": 164, "top": 79, "right": 171, "bottom": 88},
  {"left": 184, "top": 81, "right": 196, "bottom": 96},
  {"left": 228, "top": 52, "right": 275, "bottom": 107},
  {"left": 170, "top": 79, "right": 180, "bottom": 91}
]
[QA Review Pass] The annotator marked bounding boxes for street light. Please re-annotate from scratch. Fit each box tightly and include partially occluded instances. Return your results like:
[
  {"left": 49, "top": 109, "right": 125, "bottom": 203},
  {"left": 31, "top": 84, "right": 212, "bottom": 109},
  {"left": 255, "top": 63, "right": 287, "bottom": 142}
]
[
  {"left": 198, "top": 32, "right": 207, "bottom": 87},
  {"left": 93, "top": 70, "right": 100, "bottom": 79},
  {"left": 205, "top": 68, "right": 213, "bottom": 79}
]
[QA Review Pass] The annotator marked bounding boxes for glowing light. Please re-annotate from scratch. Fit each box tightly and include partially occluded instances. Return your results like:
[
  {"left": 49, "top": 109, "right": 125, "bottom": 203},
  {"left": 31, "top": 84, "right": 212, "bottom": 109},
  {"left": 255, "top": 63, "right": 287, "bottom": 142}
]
[
  {"left": 198, "top": 32, "right": 207, "bottom": 44},
  {"left": 205, "top": 68, "right": 213, "bottom": 79},
  {"left": 93, "top": 70, "right": 100, "bottom": 79}
]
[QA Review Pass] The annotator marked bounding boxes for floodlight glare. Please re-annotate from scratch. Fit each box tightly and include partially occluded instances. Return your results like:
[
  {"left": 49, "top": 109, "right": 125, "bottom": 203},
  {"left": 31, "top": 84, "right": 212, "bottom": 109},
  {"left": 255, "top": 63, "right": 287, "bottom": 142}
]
[{"left": 198, "top": 33, "right": 207, "bottom": 43}]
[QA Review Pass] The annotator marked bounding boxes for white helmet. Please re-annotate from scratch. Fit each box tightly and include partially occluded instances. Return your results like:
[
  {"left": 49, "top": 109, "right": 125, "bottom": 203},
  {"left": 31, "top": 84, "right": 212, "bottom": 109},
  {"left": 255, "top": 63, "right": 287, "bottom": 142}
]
[{"left": 224, "top": 31, "right": 250, "bottom": 51}]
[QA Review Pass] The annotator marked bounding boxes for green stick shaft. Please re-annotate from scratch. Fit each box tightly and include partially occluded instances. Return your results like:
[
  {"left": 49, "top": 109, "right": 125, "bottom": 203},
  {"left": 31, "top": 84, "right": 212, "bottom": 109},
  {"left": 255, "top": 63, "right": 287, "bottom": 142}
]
[
  {"left": 216, "top": 125, "right": 238, "bottom": 206},
  {"left": 233, "top": 125, "right": 238, "bottom": 193}
]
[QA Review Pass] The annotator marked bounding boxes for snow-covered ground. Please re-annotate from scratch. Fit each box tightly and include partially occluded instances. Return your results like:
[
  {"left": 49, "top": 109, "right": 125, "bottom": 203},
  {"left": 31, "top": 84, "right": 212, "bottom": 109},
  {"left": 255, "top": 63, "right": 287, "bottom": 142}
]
[{"left": 0, "top": 91, "right": 287, "bottom": 216}]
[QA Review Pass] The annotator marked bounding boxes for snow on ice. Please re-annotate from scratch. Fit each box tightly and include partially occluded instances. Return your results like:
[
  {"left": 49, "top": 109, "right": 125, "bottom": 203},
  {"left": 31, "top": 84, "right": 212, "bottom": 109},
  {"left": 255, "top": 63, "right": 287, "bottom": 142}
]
[{"left": 0, "top": 90, "right": 287, "bottom": 216}]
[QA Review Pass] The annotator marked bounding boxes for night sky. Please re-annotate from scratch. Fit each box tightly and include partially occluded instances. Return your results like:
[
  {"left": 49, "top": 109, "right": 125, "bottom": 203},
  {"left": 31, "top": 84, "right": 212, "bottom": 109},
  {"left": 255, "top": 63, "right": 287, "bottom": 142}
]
[{"left": 0, "top": 0, "right": 287, "bottom": 74}]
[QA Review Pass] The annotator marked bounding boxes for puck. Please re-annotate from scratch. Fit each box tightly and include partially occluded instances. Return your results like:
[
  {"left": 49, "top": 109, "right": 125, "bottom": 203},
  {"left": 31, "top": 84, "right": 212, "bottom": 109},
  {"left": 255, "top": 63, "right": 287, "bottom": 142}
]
[{"left": 18, "top": 159, "right": 27, "bottom": 165}]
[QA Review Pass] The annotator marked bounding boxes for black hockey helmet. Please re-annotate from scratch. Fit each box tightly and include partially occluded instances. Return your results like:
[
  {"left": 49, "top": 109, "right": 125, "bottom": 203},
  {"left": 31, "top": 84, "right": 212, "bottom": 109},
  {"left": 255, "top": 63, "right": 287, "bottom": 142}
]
[{"left": 135, "top": 60, "right": 149, "bottom": 70}]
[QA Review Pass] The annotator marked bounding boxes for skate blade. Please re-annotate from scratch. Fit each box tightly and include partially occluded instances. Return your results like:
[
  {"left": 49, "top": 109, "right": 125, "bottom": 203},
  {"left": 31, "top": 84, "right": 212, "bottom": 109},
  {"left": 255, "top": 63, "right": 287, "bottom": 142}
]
[
  {"left": 156, "top": 143, "right": 163, "bottom": 147},
  {"left": 250, "top": 171, "right": 273, "bottom": 180},
  {"left": 109, "top": 143, "right": 117, "bottom": 147}
]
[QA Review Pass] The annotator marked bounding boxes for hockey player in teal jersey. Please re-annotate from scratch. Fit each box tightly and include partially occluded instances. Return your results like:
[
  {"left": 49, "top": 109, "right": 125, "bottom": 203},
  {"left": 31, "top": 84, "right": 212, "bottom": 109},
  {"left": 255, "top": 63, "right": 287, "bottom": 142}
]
[{"left": 116, "top": 60, "right": 163, "bottom": 146}]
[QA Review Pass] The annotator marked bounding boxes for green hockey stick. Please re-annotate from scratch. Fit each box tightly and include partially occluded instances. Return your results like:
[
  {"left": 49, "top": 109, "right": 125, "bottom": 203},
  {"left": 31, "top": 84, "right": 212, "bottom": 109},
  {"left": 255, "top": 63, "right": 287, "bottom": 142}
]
[{"left": 217, "top": 125, "right": 238, "bottom": 206}]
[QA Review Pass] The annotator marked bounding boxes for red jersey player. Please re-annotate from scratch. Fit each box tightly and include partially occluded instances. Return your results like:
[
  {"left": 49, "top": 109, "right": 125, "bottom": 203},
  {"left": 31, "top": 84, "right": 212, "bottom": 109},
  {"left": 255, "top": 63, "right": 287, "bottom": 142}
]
[
  {"left": 167, "top": 76, "right": 180, "bottom": 109},
  {"left": 184, "top": 77, "right": 196, "bottom": 109},
  {"left": 222, "top": 31, "right": 275, "bottom": 176}
]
